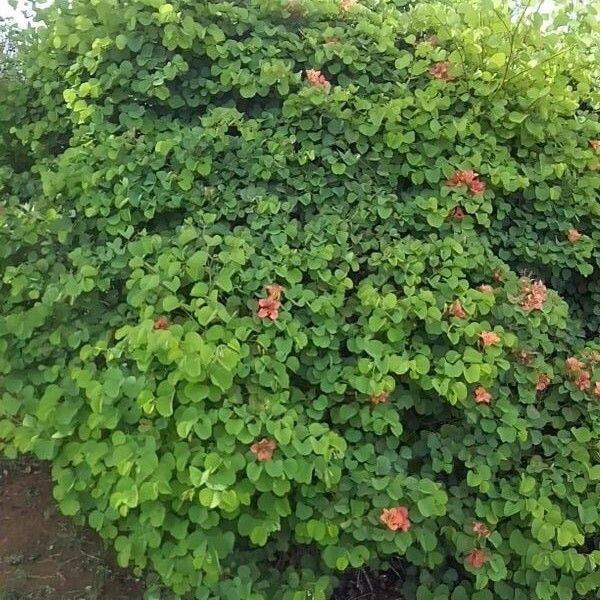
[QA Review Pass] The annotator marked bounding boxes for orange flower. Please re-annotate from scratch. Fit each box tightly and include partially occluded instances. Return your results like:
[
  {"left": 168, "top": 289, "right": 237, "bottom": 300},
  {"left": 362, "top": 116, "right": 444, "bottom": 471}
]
[
  {"left": 380, "top": 506, "right": 411, "bottom": 532},
  {"left": 590, "top": 140, "right": 600, "bottom": 151},
  {"left": 446, "top": 170, "right": 486, "bottom": 195},
  {"left": 470, "top": 179, "right": 486, "bottom": 195},
  {"left": 474, "top": 386, "right": 492, "bottom": 405},
  {"left": 466, "top": 548, "right": 489, "bottom": 569},
  {"left": 472, "top": 521, "right": 491, "bottom": 538},
  {"left": 535, "top": 373, "right": 551, "bottom": 392},
  {"left": 305, "top": 69, "right": 330, "bottom": 90},
  {"left": 446, "top": 170, "right": 478, "bottom": 187},
  {"left": 480, "top": 331, "right": 500, "bottom": 348},
  {"left": 265, "top": 284, "right": 285, "bottom": 301},
  {"left": 493, "top": 270, "right": 504, "bottom": 282},
  {"left": 594, "top": 382, "right": 600, "bottom": 397},
  {"left": 258, "top": 297, "right": 281, "bottom": 320},
  {"left": 250, "top": 438, "right": 277, "bottom": 461},
  {"left": 519, "top": 279, "right": 547, "bottom": 311},
  {"left": 576, "top": 370, "right": 591, "bottom": 391},
  {"left": 370, "top": 391, "right": 390, "bottom": 404},
  {"left": 429, "top": 62, "right": 452, "bottom": 81},
  {"left": 448, "top": 300, "right": 466, "bottom": 319},
  {"left": 450, "top": 206, "right": 465, "bottom": 220},
  {"left": 479, "top": 284, "right": 494, "bottom": 294},
  {"left": 153, "top": 317, "right": 169, "bottom": 330},
  {"left": 566, "top": 357, "right": 585, "bottom": 372},
  {"left": 567, "top": 229, "right": 582, "bottom": 243},
  {"left": 427, "top": 34, "right": 439, "bottom": 47},
  {"left": 340, "top": 0, "right": 357, "bottom": 11}
]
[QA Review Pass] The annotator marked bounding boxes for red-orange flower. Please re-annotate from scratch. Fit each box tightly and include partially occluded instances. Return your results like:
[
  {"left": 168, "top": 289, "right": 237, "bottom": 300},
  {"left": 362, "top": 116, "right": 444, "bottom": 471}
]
[
  {"left": 265, "top": 284, "right": 285, "bottom": 301},
  {"left": 258, "top": 297, "right": 281, "bottom": 320},
  {"left": 470, "top": 179, "right": 486, "bottom": 195},
  {"left": 340, "top": 0, "right": 357, "bottom": 11},
  {"left": 479, "top": 284, "right": 494, "bottom": 294},
  {"left": 566, "top": 357, "right": 588, "bottom": 392},
  {"left": 446, "top": 170, "right": 478, "bottom": 187},
  {"left": 153, "top": 317, "right": 169, "bottom": 330},
  {"left": 576, "top": 370, "right": 591, "bottom": 391},
  {"left": 594, "top": 382, "right": 600, "bottom": 397},
  {"left": 446, "top": 170, "right": 486, "bottom": 196},
  {"left": 466, "top": 548, "right": 489, "bottom": 569},
  {"left": 450, "top": 206, "right": 465, "bottom": 220},
  {"left": 590, "top": 140, "right": 600, "bottom": 151},
  {"left": 567, "top": 229, "right": 582, "bottom": 243},
  {"left": 370, "top": 391, "right": 389, "bottom": 404},
  {"left": 566, "top": 357, "right": 585, "bottom": 372},
  {"left": 250, "top": 438, "right": 277, "bottom": 461},
  {"left": 429, "top": 62, "right": 452, "bottom": 81},
  {"left": 448, "top": 300, "right": 466, "bottom": 319},
  {"left": 472, "top": 521, "right": 491, "bottom": 538},
  {"left": 480, "top": 331, "right": 500, "bottom": 348},
  {"left": 306, "top": 69, "right": 330, "bottom": 90},
  {"left": 535, "top": 373, "right": 551, "bottom": 392},
  {"left": 519, "top": 279, "right": 547, "bottom": 311},
  {"left": 474, "top": 386, "right": 492, "bottom": 404},
  {"left": 380, "top": 506, "right": 411, "bottom": 532}
]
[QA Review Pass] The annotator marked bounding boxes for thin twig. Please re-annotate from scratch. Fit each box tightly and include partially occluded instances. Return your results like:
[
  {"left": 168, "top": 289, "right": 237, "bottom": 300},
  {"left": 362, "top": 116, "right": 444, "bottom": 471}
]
[
  {"left": 78, "top": 549, "right": 104, "bottom": 561},
  {"left": 361, "top": 567, "right": 374, "bottom": 592},
  {"left": 496, "top": 0, "right": 534, "bottom": 93},
  {"left": 491, "top": 6, "right": 512, "bottom": 37},
  {"left": 503, "top": 47, "right": 571, "bottom": 86}
]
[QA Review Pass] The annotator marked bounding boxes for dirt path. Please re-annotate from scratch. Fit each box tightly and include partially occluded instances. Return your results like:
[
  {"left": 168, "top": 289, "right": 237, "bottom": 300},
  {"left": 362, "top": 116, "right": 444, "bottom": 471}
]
[{"left": 0, "top": 459, "right": 143, "bottom": 600}]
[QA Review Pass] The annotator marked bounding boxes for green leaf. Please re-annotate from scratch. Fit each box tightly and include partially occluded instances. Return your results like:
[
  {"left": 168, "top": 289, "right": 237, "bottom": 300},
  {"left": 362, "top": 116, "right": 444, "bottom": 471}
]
[
  {"left": 394, "top": 53, "right": 412, "bottom": 70},
  {"left": 519, "top": 475, "right": 536, "bottom": 495},
  {"left": 488, "top": 52, "right": 507, "bottom": 68},
  {"left": 60, "top": 496, "right": 81, "bottom": 516},
  {"left": 388, "top": 354, "right": 409, "bottom": 374},
  {"left": 464, "top": 363, "right": 480, "bottom": 383},
  {"left": 557, "top": 520, "right": 582, "bottom": 547},
  {"left": 163, "top": 295, "right": 180, "bottom": 311},
  {"left": 413, "top": 355, "right": 430, "bottom": 375},
  {"left": 156, "top": 394, "right": 174, "bottom": 417},
  {"left": 115, "top": 34, "right": 128, "bottom": 50},
  {"left": 417, "top": 496, "right": 437, "bottom": 517}
]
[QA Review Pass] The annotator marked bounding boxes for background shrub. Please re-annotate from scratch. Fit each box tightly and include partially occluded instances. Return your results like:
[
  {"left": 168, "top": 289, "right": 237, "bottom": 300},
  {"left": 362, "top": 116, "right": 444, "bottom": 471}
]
[{"left": 1, "top": 1, "right": 600, "bottom": 599}]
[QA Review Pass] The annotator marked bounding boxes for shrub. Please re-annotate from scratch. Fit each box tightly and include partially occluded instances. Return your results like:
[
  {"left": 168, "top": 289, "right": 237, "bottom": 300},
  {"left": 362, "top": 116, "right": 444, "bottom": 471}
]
[{"left": 1, "top": 1, "right": 600, "bottom": 599}]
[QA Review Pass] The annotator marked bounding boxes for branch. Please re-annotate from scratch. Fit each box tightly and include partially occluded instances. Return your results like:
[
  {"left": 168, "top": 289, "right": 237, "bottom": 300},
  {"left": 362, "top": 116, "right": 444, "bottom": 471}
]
[
  {"left": 498, "top": 0, "right": 534, "bottom": 91},
  {"left": 503, "top": 46, "right": 572, "bottom": 86}
]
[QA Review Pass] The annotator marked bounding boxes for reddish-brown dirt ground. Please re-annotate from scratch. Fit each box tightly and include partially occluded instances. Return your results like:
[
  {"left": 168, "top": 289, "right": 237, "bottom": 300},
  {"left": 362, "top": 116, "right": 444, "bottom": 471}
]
[
  {"left": 0, "top": 459, "right": 400, "bottom": 600},
  {"left": 0, "top": 459, "right": 144, "bottom": 600}
]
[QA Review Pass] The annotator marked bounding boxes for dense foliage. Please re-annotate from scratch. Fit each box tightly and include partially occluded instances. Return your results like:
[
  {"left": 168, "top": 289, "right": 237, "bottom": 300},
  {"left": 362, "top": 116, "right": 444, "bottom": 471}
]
[{"left": 1, "top": 1, "right": 600, "bottom": 599}]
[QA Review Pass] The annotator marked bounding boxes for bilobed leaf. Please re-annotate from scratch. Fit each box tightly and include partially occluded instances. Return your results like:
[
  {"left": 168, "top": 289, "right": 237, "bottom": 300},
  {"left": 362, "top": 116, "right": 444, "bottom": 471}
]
[{"left": 488, "top": 52, "right": 507, "bottom": 68}]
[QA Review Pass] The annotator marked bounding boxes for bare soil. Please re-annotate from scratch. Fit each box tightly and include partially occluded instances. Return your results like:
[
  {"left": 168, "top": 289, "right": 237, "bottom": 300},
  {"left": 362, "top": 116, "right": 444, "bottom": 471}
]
[
  {"left": 0, "top": 459, "right": 143, "bottom": 600},
  {"left": 0, "top": 458, "right": 402, "bottom": 600}
]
